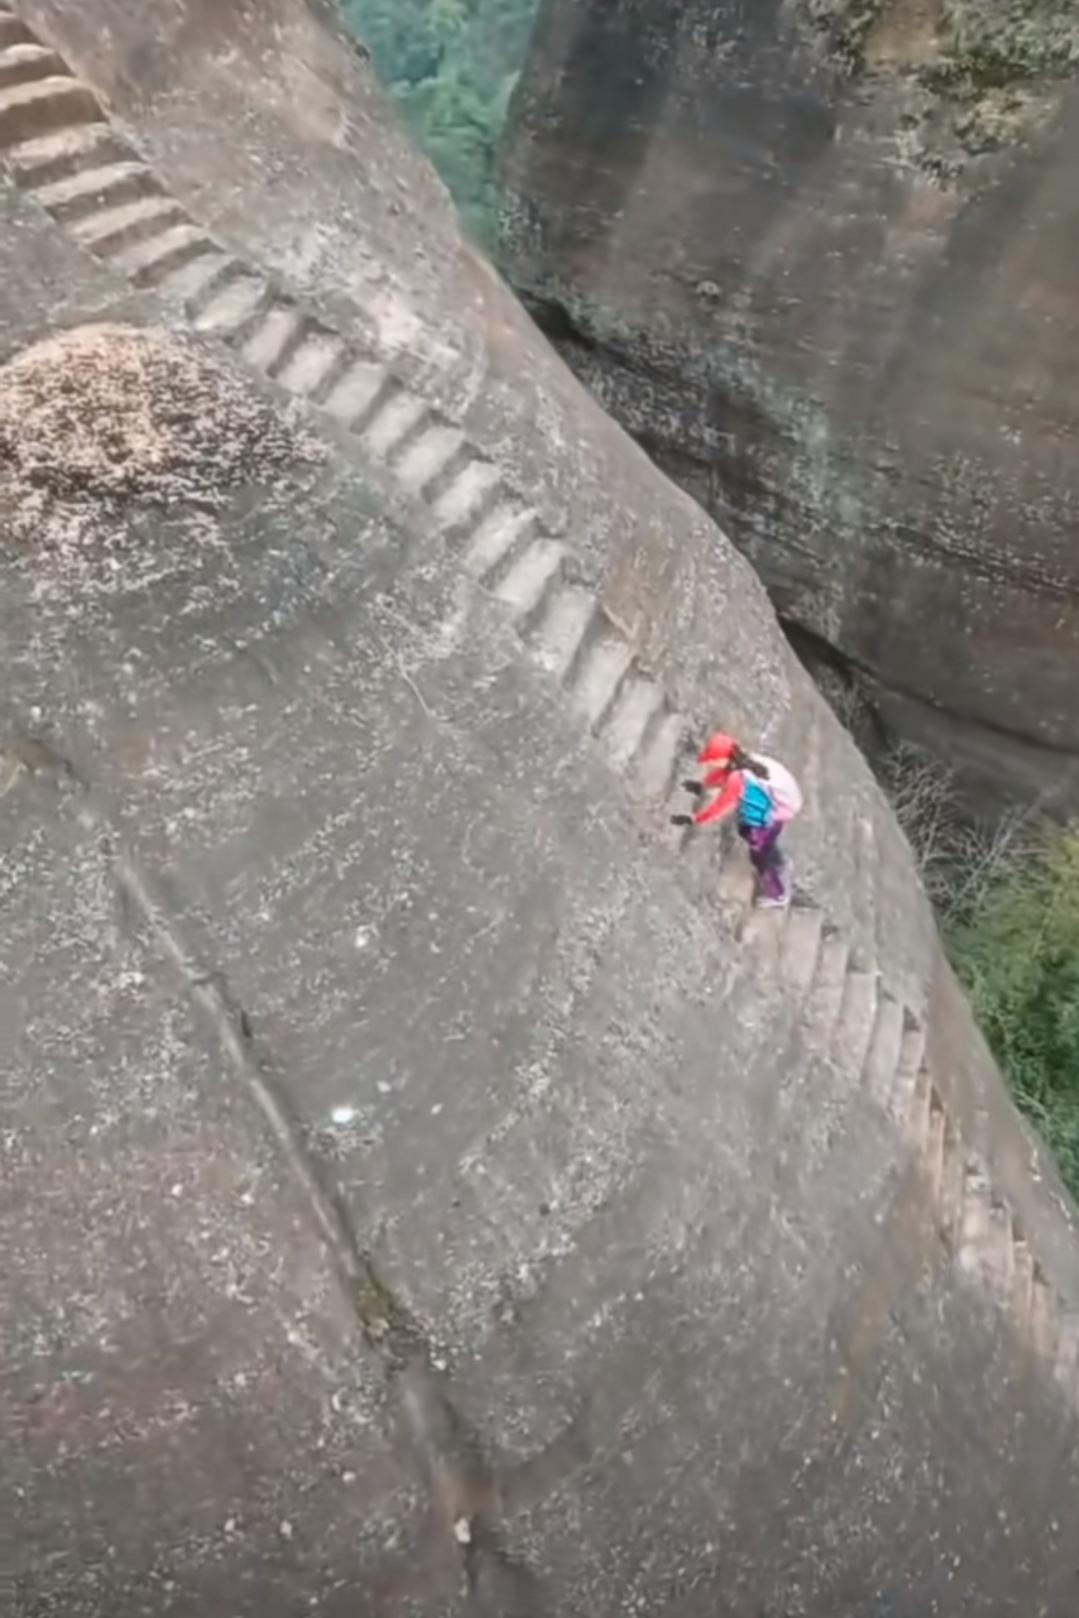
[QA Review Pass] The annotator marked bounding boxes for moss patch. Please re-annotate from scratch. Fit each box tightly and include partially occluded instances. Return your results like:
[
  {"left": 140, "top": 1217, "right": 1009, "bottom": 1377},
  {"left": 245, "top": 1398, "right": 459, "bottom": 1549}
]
[
  {"left": 940, "top": 0, "right": 1079, "bottom": 87},
  {"left": 800, "top": 0, "right": 1079, "bottom": 81},
  {"left": 801, "top": 0, "right": 887, "bottom": 72},
  {"left": 798, "top": 0, "right": 1078, "bottom": 177}
]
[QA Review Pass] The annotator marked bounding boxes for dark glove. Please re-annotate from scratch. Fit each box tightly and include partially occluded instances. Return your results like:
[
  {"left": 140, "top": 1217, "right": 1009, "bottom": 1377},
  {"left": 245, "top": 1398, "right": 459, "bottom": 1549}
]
[
  {"left": 670, "top": 814, "right": 694, "bottom": 828},
  {"left": 681, "top": 779, "right": 704, "bottom": 796}
]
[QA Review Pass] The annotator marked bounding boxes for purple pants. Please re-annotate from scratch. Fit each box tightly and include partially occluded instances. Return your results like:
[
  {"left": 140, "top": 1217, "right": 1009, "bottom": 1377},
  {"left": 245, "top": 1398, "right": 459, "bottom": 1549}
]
[{"left": 739, "top": 822, "right": 787, "bottom": 901}]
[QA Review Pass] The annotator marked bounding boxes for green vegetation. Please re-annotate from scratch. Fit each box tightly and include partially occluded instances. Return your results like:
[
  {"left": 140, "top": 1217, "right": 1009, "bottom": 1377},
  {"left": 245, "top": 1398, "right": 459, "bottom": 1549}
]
[
  {"left": 340, "top": 0, "right": 540, "bottom": 244},
  {"left": 948, "top": 827, "right": 1079, "bottom": 1199},
  {"left": 941, "top": 0, "right": 1079, "bottom": 86},
  {"left": 880, "top": 741, "right": 1079, "bottom": 1200}
]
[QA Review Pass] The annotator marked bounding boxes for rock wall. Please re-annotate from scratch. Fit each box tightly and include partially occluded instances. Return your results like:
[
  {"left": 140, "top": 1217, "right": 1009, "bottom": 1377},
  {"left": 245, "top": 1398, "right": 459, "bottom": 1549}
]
[
  {"left": 3, "top": 3, "right": 1079, "bottom": 1615},
  {"left": 500, "top": 0, "right": 1079, "bottom": 815}
]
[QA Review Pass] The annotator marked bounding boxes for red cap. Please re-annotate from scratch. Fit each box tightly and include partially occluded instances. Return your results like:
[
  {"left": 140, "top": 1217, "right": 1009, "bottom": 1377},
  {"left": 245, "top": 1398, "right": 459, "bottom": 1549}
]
[{"left": 697, "top": 731, "right": 737, "bottom": 766}]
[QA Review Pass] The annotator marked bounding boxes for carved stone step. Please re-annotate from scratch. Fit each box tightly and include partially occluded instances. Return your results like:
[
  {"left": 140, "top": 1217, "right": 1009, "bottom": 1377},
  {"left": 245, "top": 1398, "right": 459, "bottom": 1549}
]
[
  {"left": 114, "top": 224, "right": 216, "bottom": 287},
  {"left": 382, "top": 400, "right": 436, "bottom": 468},
  {"left": 1029, "top": 1271, "right": 1055, "bottom": 1359},
  {"left": 258, "top": 311, "right": 309, "bottom": 375},
  {"left": 0, "top": 77, "right": 104, "bottom": 151},
  {"left": 632, "top": 706, "right": 684, "bottom": 800},
  {"left": 1053, "top": 1314, "right": 1079, "bottom": 1394},
  {"left": 432, "top": 456, "right": 502, "bottom": 535},
  {"left": 321, "top": 359, "right": 388, "bottom": 429},
  {"left": 907, "top": 1063, "right": 932, "bottom": 1150},
  {"left": 957, "top": 1165, "right": 990, "bottom": 1268},
  {"left": 800, "top": 929, "right": 849, "bottom": 1047},
  {"left": 741, "top": 898, "right": 786, "bottom": 950},
  {"left": 307, "top": 348, "right": 356, "bottom": 410},
  {"left": 71, "top": 193, "right": 184, "bottom": 255},
  {"left": 989, "top": 1204, "right": 1018, "bottom": 1292},
  {"left": 529, "top": 582, "right": 595, "bottom": 681},
  {"left": 889, "top": 1015, "right": 926, "bottom": 1123},
  {"left": 493, "top": 538, "right": 566, "bottom": 620},
  {"left": 570, "top": 623, "right": 634, "bottom": 732},
  {"left": 741, "top": 895, "right": 788, "bottom": 966},
  {"left": 191, "top": 269, "right": 271, "bottom": 335},
  {"left": 6, "top": 120, "right": 122, "bottom": 184},
  {"left": 779, "top": 904, "right": 824, "bottom": 996},
  {"left": 834, "top": 967, "right": 878, "bottom": 1077},
  {"left": 32, "top": 157, "right": 156, "bottom": 222},
  {"left": 275, "top": 330, "right": 344, "bottom": 398},
  {"left": 0, "top": 16, "right": 35, "bottom": 49},
  {"left": 937, "top": 1116, "right": 963, "bottom": 1247},
  {"left": 242, "top": 301, "right": 304, "bottom": 373},
  {"left": 958, "top": 1167, "right": 1014, "bottom": 1293},
  {"left": 461, "top": 504, "right": 536, "bottom": 585},
  {"left": 154, "top": 247, "right": 234, "bottom": 307},
  {"left": 0, "top": 44, "right": 66, "bottom": 92},
  {"left": 863, "top": 993, "right": 905, "bottom": 1103},
  {"left": 362, "top": 388, "right": 427, "bottom": 459},
  {"left": 715, "top": 845, "right": 757, "bottom": 923},
  {"left": 599, "top": 674, "right": 664, "bottom": 773},
  {"left": 925, "top": 1093, "right": 947, "bottom": 1201},
  {"left": 1012, "top": 1238, "right": 1035, "bottom": 1320},
  {"left": 395, "top": 421, "right": 466, "bottom": 499}
]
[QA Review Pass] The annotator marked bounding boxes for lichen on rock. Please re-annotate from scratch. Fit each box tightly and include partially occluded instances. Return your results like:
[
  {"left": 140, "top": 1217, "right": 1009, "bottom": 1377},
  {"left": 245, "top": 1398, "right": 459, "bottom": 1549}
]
[
  {"left": 799, "top": 0, "right": 1079, "bottom": 82},
  {"left": 797, "top": 0, "right": 1078, "bottom": 176},
  {"left": 799, "top": 0, "right": 887, "bottom": 72},
  {"left": 939, "top": 0, "right": 1079, "bottom": 86},
  {"left": 0, "top": 322, "right": 326, "bottom": 595},
  {"left": 0, "top": 322, "right": 321, "bottom": 511}
]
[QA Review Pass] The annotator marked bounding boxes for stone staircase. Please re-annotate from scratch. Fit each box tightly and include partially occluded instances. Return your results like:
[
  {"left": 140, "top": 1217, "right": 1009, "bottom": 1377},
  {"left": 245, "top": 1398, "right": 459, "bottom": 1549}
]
[{"left": 1, "top": 3, "right": 1076, "bottom": 1418}]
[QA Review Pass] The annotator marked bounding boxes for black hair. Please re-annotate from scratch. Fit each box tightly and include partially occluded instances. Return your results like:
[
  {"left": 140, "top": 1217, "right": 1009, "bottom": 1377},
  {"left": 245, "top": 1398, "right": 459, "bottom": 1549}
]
[{"left": 731, "top": 743, "right": 769, "bottom": 780}]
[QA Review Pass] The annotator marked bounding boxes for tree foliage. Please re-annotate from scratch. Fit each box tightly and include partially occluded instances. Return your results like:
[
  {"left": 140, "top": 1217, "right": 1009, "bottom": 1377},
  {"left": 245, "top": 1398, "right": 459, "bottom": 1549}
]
[
  {"left": 341, "top": 0, "right": 539, "bottom": 243},
  {"left": 948, "top": 825, "right": 1079, "bottom": 1199},
  {"left": 853, "top": 732, "right": 1079, "bottom": 1203}
]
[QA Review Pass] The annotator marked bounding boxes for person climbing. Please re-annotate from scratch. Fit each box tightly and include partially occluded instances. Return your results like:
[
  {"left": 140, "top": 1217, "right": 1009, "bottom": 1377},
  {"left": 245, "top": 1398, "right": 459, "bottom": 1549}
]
[{"left": 671, "top": 732, "right": 803, "bottom": 908}]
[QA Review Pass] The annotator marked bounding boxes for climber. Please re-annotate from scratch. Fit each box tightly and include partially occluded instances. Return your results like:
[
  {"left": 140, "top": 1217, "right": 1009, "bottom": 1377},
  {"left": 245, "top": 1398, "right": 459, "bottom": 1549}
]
[{"left": 671, "top": 731, "right": 803, "bottom": 908}]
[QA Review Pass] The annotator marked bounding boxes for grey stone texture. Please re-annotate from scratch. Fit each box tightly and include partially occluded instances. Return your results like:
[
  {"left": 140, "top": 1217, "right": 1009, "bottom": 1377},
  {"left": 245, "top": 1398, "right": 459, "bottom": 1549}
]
[
  {"left": 2, "top": 3, "right": 1079, "bottom": 1615},
  {"left": 500, "top": 0, "right": 1079, "bottom": 815}
]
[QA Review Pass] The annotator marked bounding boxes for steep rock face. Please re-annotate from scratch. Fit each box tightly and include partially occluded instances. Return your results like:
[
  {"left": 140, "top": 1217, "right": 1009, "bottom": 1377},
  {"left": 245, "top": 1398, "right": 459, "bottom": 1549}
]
[
  {"left": 4, "top": 3, "right": 1079, "bottom": 1615},
  {"left": 501, "top": 0, "right": 1079, "bottom": 814}
]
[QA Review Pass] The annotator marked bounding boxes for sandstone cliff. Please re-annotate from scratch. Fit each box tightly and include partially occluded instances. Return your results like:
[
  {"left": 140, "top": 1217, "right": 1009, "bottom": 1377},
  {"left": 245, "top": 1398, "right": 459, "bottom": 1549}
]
[
  {"left": 3, "top": 2, "right": 1079, "bottom": 1614},
  {"left": 501, "top": 0, "right": 1079, "bottom": 815}
]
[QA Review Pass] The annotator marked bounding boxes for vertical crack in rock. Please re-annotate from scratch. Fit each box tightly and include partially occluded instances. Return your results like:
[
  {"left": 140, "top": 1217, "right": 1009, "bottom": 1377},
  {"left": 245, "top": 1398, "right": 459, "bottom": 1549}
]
[{"left": 3, "top": 731, "right": 538, "bottom": 1605}]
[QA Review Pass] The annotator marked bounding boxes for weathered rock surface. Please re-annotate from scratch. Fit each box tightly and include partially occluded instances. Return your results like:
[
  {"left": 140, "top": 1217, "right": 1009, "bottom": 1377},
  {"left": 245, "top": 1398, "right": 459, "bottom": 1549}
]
[
  {"left": 2, "top": 3, "right": 1079, "bottom": 1615},
  {"left": 501, "top": 0, "right": 1079, "bottom": 814}
]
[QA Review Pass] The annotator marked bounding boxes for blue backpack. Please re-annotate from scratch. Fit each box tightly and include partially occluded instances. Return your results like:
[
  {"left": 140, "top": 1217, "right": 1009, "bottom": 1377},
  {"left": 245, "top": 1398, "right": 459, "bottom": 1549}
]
[{"left": 738, "top": 777, "right": 775, "bottom": 830}]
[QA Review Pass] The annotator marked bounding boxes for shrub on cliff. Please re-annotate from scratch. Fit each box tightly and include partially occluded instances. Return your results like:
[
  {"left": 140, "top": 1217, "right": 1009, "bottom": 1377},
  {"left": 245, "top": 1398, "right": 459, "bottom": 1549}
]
[
  {"left": 342, "top": 0, "right": 539, "bottom": 243},
  {"left": 878, "top": 740, "right": 1036, "bottom": 923},
  {"left": 875, "top": 739, "right": 1079, "bottom": 1197},
  {"left": 948, "top": 825, "right": 1079, "bottom": 1198}
]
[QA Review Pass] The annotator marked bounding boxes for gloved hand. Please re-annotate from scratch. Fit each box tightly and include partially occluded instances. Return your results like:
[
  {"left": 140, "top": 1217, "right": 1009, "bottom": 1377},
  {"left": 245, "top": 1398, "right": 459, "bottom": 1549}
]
[
  {"left": 681, "top": 780, "right": 704, "bottom": 796},
  {"left": 670, "top": 814, "right": 694, "bottom": 828}
]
